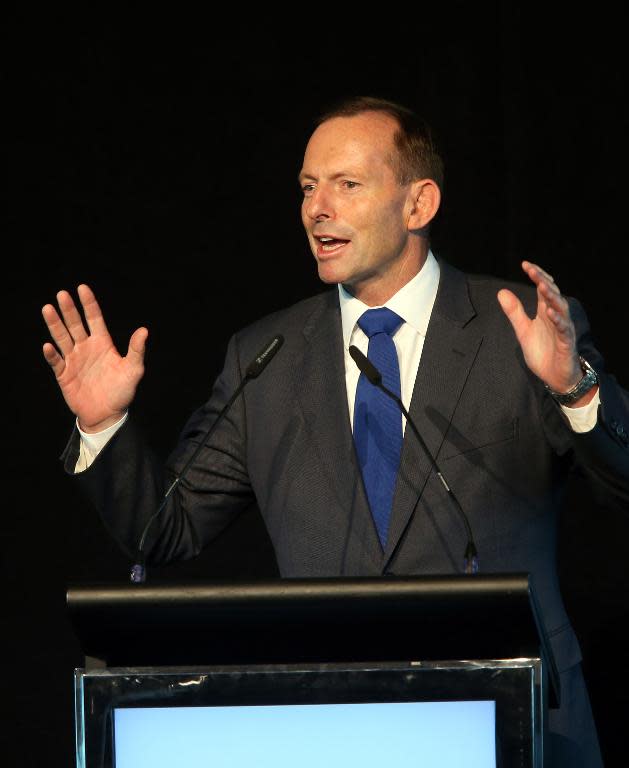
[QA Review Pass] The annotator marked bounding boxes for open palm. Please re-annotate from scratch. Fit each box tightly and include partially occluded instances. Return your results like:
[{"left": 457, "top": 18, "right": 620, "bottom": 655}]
[{"left": 42, "top": 284, "right": 148, "bottom": 431}]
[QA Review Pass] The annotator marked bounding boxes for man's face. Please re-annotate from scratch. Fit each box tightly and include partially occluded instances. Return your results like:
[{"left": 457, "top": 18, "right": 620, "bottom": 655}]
[{"left": 300, "top": 112, "right": 419, "bottom": 303}]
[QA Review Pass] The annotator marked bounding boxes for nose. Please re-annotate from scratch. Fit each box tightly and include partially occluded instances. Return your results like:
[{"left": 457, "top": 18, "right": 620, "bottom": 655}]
[{"left": 303, "top": 186, "right": 334, "bottom": 221}]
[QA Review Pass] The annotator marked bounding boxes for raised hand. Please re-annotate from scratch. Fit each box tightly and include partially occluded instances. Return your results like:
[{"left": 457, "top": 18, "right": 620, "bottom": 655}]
[
  {"left": 42, "top": 284, "right": 148, "bottom": 431},
  {"left": 497, "top": 261, "right": 597, "bottom": 405}
]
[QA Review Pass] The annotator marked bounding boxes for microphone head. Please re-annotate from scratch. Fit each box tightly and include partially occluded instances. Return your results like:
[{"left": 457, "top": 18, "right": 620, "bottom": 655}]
[
  {"left": 130, "top": 563, "right": 146, "bottom": 583},
  {"left": 245, "top": 334, "right": 284, "bottom": 379},
  {"left": 349, "top": 345, "right": 382, "bottom": 385}
]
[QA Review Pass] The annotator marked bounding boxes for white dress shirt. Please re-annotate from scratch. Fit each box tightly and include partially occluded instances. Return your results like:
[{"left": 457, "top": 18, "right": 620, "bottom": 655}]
[{"left": 340, "top": 250, "right": 440, "bottom": 433}]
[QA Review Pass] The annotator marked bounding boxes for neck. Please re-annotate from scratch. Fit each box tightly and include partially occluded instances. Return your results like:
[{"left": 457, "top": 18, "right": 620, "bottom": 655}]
[{"left": 344, "top": 250, "right": 428, "bottom": 307}]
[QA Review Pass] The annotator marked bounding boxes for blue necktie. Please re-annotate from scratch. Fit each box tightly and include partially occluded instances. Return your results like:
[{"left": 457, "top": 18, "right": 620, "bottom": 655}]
[{"left": 353, "top": 308, "right": 404, "bottom": 548}]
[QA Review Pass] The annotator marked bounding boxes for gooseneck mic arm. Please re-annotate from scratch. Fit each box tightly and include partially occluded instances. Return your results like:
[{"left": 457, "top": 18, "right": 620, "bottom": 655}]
[
  {"left": 349, "top": 344, "right": 479, "bottom": 574},
  {"left": 130, "top": 334, "right": 285, "bottom": 584}
]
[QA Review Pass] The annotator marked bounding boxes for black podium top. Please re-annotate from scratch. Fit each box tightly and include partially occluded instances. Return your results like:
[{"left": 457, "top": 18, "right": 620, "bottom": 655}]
[{"left": 67, "top": 573, "right": 556, "bottom": 688}]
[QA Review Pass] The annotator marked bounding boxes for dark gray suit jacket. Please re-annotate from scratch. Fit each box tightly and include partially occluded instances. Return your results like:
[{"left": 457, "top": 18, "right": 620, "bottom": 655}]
[{"left": 65, "top": 260, "right": 629, "bottom": 676}]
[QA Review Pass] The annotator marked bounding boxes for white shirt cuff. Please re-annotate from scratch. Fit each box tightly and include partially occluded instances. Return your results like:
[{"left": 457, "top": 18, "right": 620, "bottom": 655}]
[
  {"left": 74, "top": 413, "right": 128, "bottom": 472},
  {"left": 560, "top": 390, "right": 600, "bottom": 433}
]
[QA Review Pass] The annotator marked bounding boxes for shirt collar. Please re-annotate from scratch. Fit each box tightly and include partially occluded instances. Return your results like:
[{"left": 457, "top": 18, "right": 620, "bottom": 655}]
[{"left": 338, "top": 250, "right": 440, "bottom": 349}]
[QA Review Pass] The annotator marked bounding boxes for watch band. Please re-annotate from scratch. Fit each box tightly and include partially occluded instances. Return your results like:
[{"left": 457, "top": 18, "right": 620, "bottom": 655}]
[{"left": 545, "top": 356, "right": 598, "bottom": 405}]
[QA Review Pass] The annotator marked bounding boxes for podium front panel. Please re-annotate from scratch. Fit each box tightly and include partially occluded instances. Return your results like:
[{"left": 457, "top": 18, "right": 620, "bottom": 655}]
[{"left": 75, "top": 660, "right": 544, "bottom": 768}]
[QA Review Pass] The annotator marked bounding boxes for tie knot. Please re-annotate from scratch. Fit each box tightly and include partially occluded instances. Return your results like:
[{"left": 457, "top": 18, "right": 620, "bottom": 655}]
[{"left": 357, "top": 307, "right": 404, "bottom": 339}]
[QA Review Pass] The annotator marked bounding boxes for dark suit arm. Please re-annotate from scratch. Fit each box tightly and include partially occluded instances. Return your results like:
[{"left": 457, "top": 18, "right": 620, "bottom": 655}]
[
  {"left": 558, "top": 298, "right": 629, "bottom": 500},
  {"left": 61, "top": 333, "right": 255, "bottom": 564},
  {"left": 570, "top": 371, "right": 629, "bottom": 499}
]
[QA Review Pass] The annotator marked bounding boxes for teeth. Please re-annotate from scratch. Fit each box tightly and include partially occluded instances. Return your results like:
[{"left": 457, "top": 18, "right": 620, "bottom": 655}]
[{"left": 319, "top": 237, "right": 333, "bottom": 242}]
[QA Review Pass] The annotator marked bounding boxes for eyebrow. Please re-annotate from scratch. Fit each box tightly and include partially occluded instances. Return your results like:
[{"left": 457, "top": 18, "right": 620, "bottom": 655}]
[{"left": 298, "top": 170, "right": 362, "bottom": 184}]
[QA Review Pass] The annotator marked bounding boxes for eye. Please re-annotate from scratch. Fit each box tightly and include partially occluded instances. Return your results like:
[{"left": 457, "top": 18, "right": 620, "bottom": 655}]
[
  {"left": 342, "top": 180, "right": 360, "bottom": 190},
  {"left": 301, "top": 183, "right": 316, "bottom": 196}
]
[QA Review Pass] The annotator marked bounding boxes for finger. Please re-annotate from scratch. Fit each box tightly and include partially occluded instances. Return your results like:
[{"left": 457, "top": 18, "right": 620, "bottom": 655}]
[
  {"left": 126, "top": 327, "right": 149, "bottom": 365},
  {"left": 57, "top": 289, "right": 88, "bottom": 343},
  {"left": 497, "top": 289, "right": 531, "bottom": 345},
  {"left": 535, "top": 272, "right": 561, "bottom": 297},
  {"left": 77, "top": 284, "right": 110, "bottom": 336},
  {"left": 524, "top": 265, "right": 562, "bottom": 316},
  {"left": 523, "top": 262, "right": 563, "bottom": 303},
  {"left": 538, "top": 279, "right": 568, "bottom": 312},
  {"left": 545, "top": 304, "right": 575, "bottom": 340},
  {"left": 42, "top": 341, "right": 66, "bottom": 378},
  {"left": 522, "top": 260, "right": 555, "bottom": 284},
  {"left": 42, "top": 301, "right": 75, "bottom": 357}
]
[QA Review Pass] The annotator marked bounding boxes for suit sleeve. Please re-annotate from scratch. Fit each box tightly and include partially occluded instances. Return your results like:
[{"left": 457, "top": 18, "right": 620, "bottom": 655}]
[
  {"left": 556, "top": 298, "right": 629, "bottom": 501},
  {"left": 62, "top": 333, "right": 256, "bottom": 563}
]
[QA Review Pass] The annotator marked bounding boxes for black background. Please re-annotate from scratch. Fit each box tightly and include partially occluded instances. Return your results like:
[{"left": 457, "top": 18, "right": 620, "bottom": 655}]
[{"left": 4, "top": 7, "right": 629, "bottom": 765}]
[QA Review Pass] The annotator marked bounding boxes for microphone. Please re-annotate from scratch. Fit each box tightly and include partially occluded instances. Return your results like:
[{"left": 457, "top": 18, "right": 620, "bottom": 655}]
[
  {"left": 349, "top": 344, "right": 479, "bottom": 574},
  {"left": 130, "top": 334, "right": 285, "bottom": 584}
]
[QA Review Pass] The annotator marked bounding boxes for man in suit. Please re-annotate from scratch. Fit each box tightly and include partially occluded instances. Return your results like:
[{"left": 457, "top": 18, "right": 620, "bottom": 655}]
[{"left": 42, "top": 97, "right": 628, "bottom": 766}]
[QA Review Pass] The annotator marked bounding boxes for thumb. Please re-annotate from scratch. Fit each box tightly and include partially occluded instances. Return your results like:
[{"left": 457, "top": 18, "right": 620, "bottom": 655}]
[
  {"left": 497, "top": 289, "right": 530, "bottom": 344},
  {"left": 127, "top": 326, "right": 149, "bottom": 365}
]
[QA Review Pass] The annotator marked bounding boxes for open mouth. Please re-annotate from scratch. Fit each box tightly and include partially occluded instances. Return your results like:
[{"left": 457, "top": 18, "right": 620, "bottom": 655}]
[{"left": 316, "top": 236, "right": 350, "bottom": 254}]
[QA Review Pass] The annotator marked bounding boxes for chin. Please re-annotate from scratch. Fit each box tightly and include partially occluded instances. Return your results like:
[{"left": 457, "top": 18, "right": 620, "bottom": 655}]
[{"left": 316, "top": 263, "right": 344, "bottom": 285}]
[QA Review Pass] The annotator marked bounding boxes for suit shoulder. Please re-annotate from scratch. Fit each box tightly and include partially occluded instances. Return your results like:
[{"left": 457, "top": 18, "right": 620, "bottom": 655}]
[
  {"left": 465, "top": 270, "right": 589, "bottom": 325},
  {"left": 233, "top": 288, "right": 337, "bottom": 346},
  {"left": 465, "top": 271, "right": 537, "bottom": 316},
  {"left": 466, "top": 271, "right": 536, "bottom": 300}
]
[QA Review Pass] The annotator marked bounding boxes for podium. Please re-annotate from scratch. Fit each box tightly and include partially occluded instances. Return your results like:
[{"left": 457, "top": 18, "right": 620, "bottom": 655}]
[{"left": 69, "top": 574, "right": 558, "bottom": 768}]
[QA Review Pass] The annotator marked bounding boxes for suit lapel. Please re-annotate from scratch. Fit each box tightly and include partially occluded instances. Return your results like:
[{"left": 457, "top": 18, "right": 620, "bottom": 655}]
[
  {"left": 383, "top": 262, "right": 483, "bottom": 567},
  {"left": 295, "top": 291, "right": 383, "bottom": 573}
]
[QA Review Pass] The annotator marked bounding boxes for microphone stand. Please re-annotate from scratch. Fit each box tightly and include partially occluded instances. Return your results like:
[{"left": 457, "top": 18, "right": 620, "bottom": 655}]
[{"left": 130, "top": 335, "right": 284, "bottom": 583}]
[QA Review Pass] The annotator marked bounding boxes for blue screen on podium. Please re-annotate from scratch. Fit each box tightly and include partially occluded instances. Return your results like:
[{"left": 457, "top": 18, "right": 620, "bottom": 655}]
[{"left": 113, "top": 700, "right": 496, "bottom": 768}]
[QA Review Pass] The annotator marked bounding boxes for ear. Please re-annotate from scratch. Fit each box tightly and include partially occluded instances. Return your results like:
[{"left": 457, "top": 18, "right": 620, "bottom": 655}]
[{"left": 406, "top": 179, "right": 441, "bottom": 232}]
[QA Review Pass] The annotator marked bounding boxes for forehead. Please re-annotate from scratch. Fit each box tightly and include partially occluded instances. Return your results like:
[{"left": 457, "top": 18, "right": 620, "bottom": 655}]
[{"left": 301, "top": 112, "right": 398, "bottom": 176}]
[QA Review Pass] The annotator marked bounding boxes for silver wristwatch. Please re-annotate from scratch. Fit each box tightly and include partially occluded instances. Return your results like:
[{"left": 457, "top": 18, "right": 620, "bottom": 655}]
[{"left": 545, "top": 356, "right": 598, "bottom": 405}]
